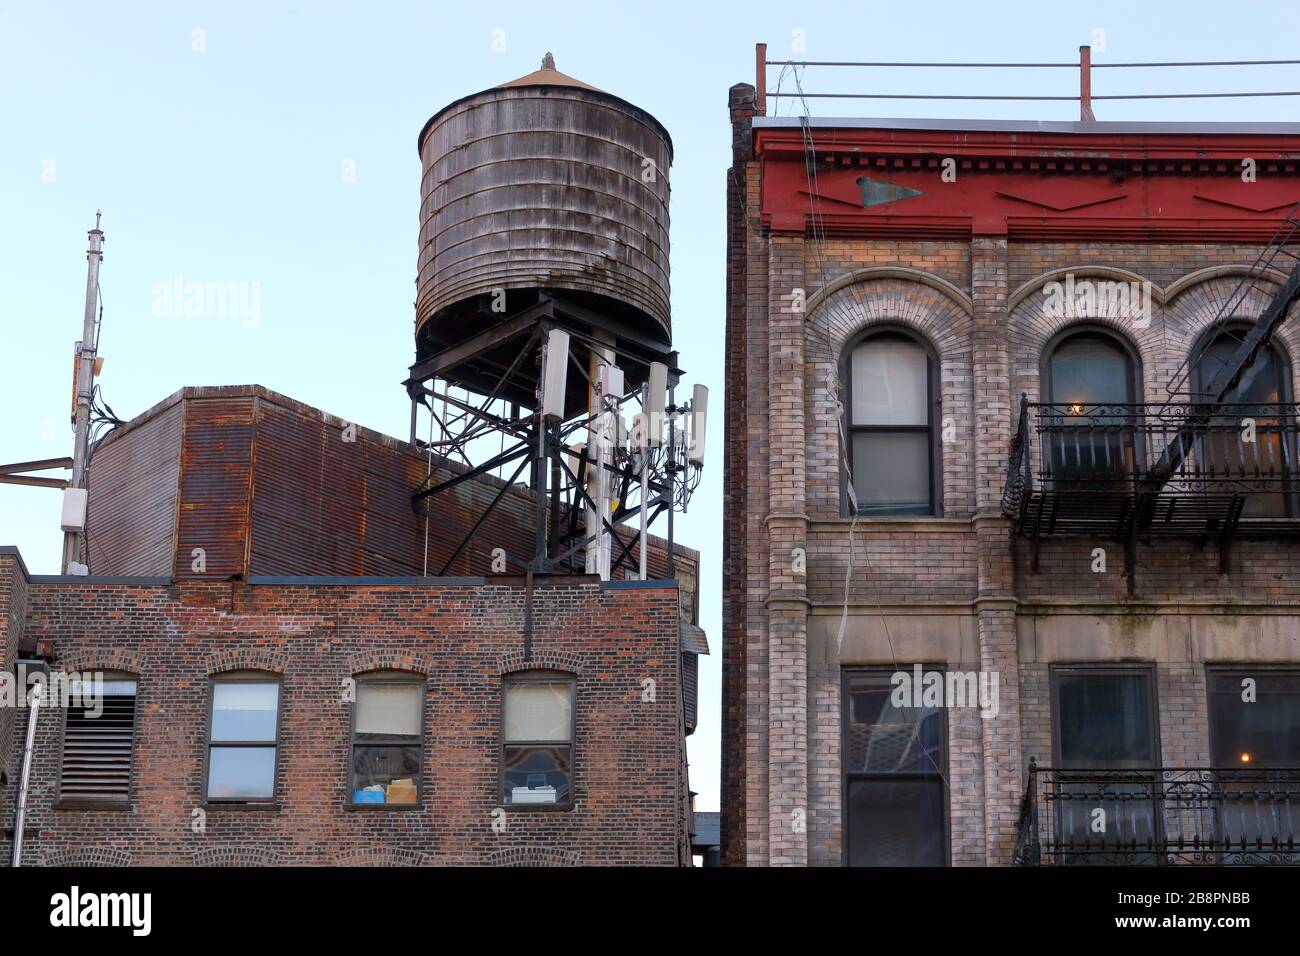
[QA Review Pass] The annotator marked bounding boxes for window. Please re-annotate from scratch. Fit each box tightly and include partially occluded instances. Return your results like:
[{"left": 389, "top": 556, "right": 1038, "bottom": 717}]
[
  {"left": 1042, "top": 329, "right": 1140, "bottom": 486},
  {"left": 350, "top": 673, "right": 423, "bottom": 806},
  {"left": 1208, "top": 668, "right": 1300, "bottom": 768},
  {"left": 1194, "top": 329, "right": 1295, "bottom": 517},
  {"left": 57, "top": 673, "right": 138, "bottom": 806},
  {"left": 1053, "top": 666, "right": 1158, "bottom": 770},
  {"left": 1051, "top": 666, "right": 1159, "bottom": 863},
  {"left": 1207, "top": 669, "right": 1300, "bottom": 862},
  {"left": 842, "top": 668, "right": 947, "bottom": 866},
  {"left": 843, "top": 330, "right": 938, "bottom": 516},
  {"left": 205, "top": 674, "right": 280, "bottom": 803},
  {"left": 501, "top": 672, "right": 574, "bottom": 807}
]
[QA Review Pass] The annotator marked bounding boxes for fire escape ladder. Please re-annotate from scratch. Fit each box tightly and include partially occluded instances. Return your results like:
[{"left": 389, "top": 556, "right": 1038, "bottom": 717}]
[{"left": 1144, "top": 204, "right": 1300, "bottom": 501}]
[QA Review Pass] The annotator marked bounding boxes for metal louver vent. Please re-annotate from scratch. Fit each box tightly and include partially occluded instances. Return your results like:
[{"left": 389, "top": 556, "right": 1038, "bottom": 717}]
[
  {"left": 59, "top": 685, "right": 137, "bottom": 803},
  {"left": 682, "top": 653, "right": 698, "bottom": 733}
]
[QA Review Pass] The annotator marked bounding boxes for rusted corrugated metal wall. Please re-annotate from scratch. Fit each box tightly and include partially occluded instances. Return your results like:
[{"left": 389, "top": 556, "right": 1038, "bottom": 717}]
[
  {"left": 84, "top": 399, "right": 183, "bottom": 576},
  {"left": 174, "top": 391, "right": 256, "bottom": 580},
  {"left": 82, "top": 387, "right": 696, "bottom": 602}
]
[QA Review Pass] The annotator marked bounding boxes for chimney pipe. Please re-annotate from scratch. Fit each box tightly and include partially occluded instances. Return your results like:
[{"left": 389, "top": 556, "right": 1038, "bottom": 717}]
[{"left": 1079, "top": 45, "right": 1096, "bottom": 122}]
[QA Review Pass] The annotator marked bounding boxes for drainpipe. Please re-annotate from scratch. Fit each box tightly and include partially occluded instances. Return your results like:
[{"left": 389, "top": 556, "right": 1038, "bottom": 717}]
[{"left": 11, "top": 683, "right": 44, "bottom": 866}]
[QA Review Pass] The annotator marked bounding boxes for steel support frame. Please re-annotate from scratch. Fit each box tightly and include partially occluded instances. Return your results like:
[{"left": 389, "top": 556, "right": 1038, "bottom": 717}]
[{"left": 407, "top": 298, "right": 678, "bottom": 578}]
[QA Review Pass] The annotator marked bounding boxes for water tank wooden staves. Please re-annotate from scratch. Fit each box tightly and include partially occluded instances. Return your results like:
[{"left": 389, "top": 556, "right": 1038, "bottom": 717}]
[{"left": 414, "top": 55, "right": 673, "bottom": 399}]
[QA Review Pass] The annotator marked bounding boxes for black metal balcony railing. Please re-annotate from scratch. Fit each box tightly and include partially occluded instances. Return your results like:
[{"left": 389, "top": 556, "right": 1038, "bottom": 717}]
[
  {"left": 1002, "top": 399, "right": 1300, "bottom": 572},
  {"left": 1014, "top": 762, "right": 1300, "bottom": 865}
]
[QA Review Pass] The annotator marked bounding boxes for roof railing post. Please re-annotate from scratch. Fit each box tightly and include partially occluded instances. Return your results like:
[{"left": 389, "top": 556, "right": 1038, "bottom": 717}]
[
  {"left": 756, "top": 42, "right": 767, "bottom": 116},
  {"left": 1079, "top": 44, "right": 1096, "bottom": 121}
]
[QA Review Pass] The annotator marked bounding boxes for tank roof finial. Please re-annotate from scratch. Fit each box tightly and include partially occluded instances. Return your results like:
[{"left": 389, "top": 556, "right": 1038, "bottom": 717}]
[{"left": 542, "top": 52, "right": 555, "bottom": 71}]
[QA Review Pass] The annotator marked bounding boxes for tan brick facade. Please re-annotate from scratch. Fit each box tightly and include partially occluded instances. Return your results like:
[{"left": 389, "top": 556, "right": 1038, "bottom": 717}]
[{"left": 723, "top": 91, "right": 1300, "bottom": 865}]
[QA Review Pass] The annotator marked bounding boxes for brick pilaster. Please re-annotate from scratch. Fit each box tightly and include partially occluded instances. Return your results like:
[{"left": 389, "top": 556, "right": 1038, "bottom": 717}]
[
  {"left": 971, "top": 237, "right": 1023, "bottom": 864},
  {"left": 721, "top": 82, "right": 755, "bottom": 867},
  {"left": 766, "top": 236, "right": 809, "bottom": 865}
]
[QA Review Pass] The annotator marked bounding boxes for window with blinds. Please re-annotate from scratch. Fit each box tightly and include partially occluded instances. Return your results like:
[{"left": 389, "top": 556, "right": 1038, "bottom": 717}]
[{"left": 58, "top": 676, "right": 138, "bottom": 805}]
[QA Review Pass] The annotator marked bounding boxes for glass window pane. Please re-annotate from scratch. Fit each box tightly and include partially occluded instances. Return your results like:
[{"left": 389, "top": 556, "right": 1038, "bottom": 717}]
[
  {"left": 69, "top": 678, "right": 137, "bottom": 697},
  {"left": 502, "top": 744, "right": 572, "bottom": 805},
  {"left": 356, "top": 683, "right": 422, "bottom": 738},
  {"left": 1197, "top": 336, "right": 1291, "bottom": 518},
  {"left": 845, "top": 672, "right": 944, "bottom": 774},
  {"left": 211, "top": 682, "right": 279, "bottom": 742},
  {"left": 851, "top": 337, "right": 929, "bottom": 425},
  {"left": 1049, "top": 334, "right": 1130, "bottom": 406},
  {"left": 1056, "top": 671, "right": 1155, "bottom": 768},
  {"left": 351, "top": 746, "right": 421, "bottom": 805},
  {"left": 1210, "top": 672, "right": 1300, "bottom": 766},
  {"left": 851, "top": 432, "right": 930, "bottom": 516},
  {"left": 1200, "top": 336, "right": 1283, "bottom": 407},
  {"left": 207, "top": 746, "right": 276, "bottom": 800},
  {"left": 504, "top": 681, "right": 572, "bottom": 742},
  {"left": 847, "top": 778, "right": 945, "bottom": 866}
]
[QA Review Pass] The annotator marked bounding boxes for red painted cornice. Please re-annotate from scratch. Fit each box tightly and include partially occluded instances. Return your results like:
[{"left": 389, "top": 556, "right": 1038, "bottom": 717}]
[{"left": 755, "top": 124, "right": 1300, "bottom": 241}]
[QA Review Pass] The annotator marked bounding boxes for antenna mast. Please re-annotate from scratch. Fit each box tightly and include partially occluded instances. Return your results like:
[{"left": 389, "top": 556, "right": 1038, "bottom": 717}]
[{"left": 61, "top": 211, "right": 104, "bottom": 574}]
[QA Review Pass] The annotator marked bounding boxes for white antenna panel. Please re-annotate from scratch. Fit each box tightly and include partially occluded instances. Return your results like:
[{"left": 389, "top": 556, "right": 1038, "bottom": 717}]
[{"left": 539, "top": 329, "right": 570, "bottom": 419}]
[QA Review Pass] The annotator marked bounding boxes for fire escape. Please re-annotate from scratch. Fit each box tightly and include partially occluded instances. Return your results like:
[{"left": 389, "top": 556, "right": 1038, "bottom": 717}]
[
  {"left": 1004, "top": 205, "right": 1300, "bottom": 866},
  {"left": 1002, "top": 203, "right": 1300, "bottom": 595}
]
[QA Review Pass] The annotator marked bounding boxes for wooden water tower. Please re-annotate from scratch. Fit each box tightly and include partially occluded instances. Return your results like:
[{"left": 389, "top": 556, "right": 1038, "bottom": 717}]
[
  {"left": 408, "top": 52, "right": 675, "bottom": 413},
  {"left": 405, "top": 55, "right": 704, "bottom": 579}
]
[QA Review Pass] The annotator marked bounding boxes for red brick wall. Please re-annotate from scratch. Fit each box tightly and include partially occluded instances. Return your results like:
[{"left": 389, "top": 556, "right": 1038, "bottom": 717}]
[
  {"left": 0, "top": 575, "right": 686, "bottom": 866},
  {"left": 0, "top": 551, "right": 29, "bottom": 786},
  {"left": 721, "top": 83, "right": 755, "bottom": 866}
]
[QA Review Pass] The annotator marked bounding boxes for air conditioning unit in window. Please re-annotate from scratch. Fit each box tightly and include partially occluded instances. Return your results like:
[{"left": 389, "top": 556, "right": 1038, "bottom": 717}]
[{"left": 511, "top": 785, "right": 557, "bottom": 804}]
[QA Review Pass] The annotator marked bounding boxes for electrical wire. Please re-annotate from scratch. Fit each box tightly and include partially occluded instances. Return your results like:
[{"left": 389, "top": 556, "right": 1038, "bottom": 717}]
[
  {"left": 789, "top": 66, "right": 951, "bottom": 790},
  {"left": 766, "top": 57, "right": 1300, "bottom": 68}
]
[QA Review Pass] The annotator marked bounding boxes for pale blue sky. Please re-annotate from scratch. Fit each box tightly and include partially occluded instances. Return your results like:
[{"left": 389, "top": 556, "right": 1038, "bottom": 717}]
[{"left": 2, "top": 1, "right": 1297, "bottom": 812}]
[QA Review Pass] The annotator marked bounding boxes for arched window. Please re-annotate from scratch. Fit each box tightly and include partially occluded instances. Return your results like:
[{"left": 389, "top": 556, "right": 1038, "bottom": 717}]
[
  {"left": 1194, "top": 328, "right": 1295, "bottom": 518},
  {"left": 1041, "top": 328, "right": 1140, "bottom": 486},
  {"left": 1044, "top": 330, "right": 1136, "bottom": 408},
  {"left": 843, "top": 330, "right": 939, "bottom": 516}
]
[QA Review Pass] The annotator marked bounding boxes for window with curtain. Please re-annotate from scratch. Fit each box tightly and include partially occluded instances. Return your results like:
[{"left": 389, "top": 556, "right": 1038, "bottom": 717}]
[
  {"left": 205, "top": 674, "right": 280, "bottom": 803},
  {"left": 501, "top": 672, "right": 575, "bottom": 807},
  {"left": 1194, "top": 330, "right": 1294, "bottom": 517},
  {"left": 350, "top": 673, "right": 424, "bottom": 806},
  {"left": 1043, "top": 330, "right": 1138, "bottom": 487},
  {"left": 844, "top": 331, "right": 937, "bottom": 516},
  {"left": 842, "top": 668, "right": 947, "bottom": 866}
]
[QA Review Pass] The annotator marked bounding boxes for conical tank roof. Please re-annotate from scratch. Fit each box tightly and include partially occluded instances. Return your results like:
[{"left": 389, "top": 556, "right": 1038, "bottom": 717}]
[
  {"left": 417, "top": 52, "right": 671, "bottom": 158},
  {"left": 495, "top": 52, "right": 604, "bottom": 92}
]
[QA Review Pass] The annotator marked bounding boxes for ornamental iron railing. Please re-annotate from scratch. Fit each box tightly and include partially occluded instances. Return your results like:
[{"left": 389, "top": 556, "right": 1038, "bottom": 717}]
[{"left": 1014, "top": 761, "right": 1300, "bottom": 865}]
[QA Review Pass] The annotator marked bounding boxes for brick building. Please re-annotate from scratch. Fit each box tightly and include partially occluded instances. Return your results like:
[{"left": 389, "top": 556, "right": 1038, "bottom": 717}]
[
  {"left": 1, "top": 386, "right": 704, "bottom": 866},
  {"left": 723, "top": 82, "right": 1300, "bottom": 866},
  {"left": 2, "top": 58, "right": 710, "bottom": 869}
]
